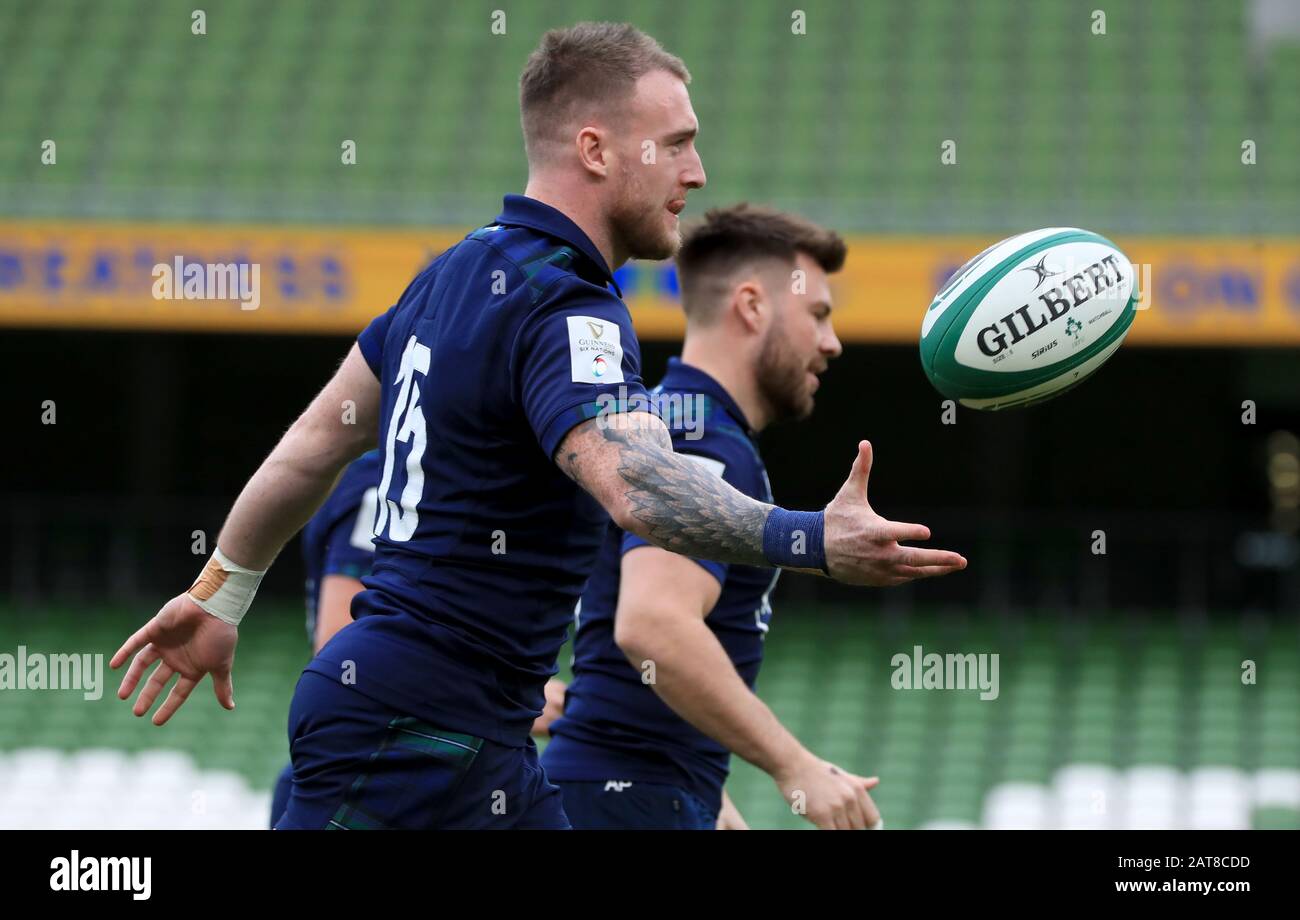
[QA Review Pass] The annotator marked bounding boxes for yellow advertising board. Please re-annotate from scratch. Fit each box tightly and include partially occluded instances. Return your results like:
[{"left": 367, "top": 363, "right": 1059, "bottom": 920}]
[{"left": 1, "top": 220, "right": 1298, "bottom": 345}]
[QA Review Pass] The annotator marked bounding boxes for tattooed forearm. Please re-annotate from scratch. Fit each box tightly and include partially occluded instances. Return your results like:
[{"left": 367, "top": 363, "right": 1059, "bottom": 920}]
[
  {"left": 609, "top": 424, "right": 770, "bottom": 564},
  {"left": 556, "top": 415, "right": 772, "bottom": 567}
]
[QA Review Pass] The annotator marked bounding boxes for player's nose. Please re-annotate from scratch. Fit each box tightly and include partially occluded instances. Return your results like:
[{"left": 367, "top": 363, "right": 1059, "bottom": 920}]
[
  {"left": 683, "top": 147, "right": 706, "bottom": 190},
  {"left": 823, "top": 326, "right": 843, "bottom": 359}
]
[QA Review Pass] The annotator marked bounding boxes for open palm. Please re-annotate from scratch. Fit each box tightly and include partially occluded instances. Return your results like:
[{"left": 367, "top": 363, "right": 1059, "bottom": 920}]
[{"left": 111, "top": 594, "right": 238, "bottom": 725}]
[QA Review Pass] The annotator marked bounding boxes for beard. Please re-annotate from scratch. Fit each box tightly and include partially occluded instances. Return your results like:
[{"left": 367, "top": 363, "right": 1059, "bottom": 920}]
[
  {"left": 756, "top": 318, "right": 816, "bottom": 424},
  {"left": 607, "top": 165, "right": 680, "bottom": 262}
]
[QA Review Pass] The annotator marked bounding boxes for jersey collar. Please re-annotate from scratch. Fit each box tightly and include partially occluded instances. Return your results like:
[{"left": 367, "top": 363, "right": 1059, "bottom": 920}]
[
  {"left": 660, "top": 357, "right": 757, "bottom": 438},
  {"left": 495, "top": 195, "right": 622, "bottom": 298}
]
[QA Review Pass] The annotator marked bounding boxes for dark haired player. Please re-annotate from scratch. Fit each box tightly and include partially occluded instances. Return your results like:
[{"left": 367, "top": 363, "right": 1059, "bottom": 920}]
[{"left": 544, "top": 205, "right": 882, "bottom": 830}]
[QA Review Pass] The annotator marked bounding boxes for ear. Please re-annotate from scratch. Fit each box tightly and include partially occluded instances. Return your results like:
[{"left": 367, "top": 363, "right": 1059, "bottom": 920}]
[
  {"left": 576, "top": 125, "right": 610, "bottom": 178},
  {"left": 730, "top": 280, "right": 766, "bottom": 334}
]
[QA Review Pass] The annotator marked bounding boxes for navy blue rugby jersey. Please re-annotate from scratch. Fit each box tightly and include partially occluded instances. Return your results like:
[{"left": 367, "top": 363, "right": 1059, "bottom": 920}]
[
  {"left": 543, "top": 358, "right": 780, "bottom": 812},
  {"left": 305, "top": 195, "right": 651, "bottom": 746}
]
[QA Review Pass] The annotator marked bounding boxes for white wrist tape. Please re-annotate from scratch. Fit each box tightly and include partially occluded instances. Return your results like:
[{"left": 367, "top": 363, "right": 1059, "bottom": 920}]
[{"left": 186, "top": 547, "right": 266, "bottom": 626}]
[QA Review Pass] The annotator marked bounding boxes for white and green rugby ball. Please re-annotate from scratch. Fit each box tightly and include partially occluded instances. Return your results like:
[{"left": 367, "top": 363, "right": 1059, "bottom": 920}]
[{"left": 919, "top": 228, "right": 1137, "bottom": 410}]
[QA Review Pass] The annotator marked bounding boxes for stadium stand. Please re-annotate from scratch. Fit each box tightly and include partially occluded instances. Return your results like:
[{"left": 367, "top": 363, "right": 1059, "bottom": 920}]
[
  {"left": 0, "top": 0, "right": 1296, "bottom": 232},
  {"left": 1, "top": 606, "right": 1296, "bottom": 829}
]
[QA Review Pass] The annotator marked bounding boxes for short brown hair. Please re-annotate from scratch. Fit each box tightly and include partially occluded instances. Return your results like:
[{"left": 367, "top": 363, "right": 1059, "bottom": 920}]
[
  {"left": 675, "top": 204, "right": 847, "bottom": 322},
  {"left": 519, "top": 22, "right": 690, "bottom": 162}
]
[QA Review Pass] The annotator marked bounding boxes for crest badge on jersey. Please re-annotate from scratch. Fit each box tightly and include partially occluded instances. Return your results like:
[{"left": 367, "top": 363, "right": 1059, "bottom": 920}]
[{"left": 567, "top": 315, "right": 624, "bottom": 384}]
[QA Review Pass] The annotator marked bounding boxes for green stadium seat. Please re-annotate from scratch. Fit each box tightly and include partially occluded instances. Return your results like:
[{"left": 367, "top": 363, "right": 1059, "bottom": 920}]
[{"left": 0, "top": 0, "right": 1291, "bottom": 231}]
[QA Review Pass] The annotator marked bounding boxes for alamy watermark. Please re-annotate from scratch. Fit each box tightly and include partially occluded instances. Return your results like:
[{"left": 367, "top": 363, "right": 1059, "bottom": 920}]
[
  {"left": 49, "top": 850, "right": 150, "bottom": 900},
  {"left": 0, "top": 646, "right": 104, "bottom": 700},
  {"left": 152, "top": 256, "right": 261, "bottom": 310},
  {"left": 595, "top": 385, "right": 707, "bottom": 441},
  {"left": 890, "top": 644, "right": 999, "bottom": 700}
]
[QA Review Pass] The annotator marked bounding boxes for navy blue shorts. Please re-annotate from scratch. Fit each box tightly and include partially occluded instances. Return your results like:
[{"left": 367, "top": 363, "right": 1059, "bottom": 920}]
[
  {"left": 555, "top": 780, "right": 717, "bottom": 830},
  {"left": 275, "top": 670, "right": 569, "bottom": 830},
  {"left": 270, "top": 761, "right": 293, "bottom": 829}
]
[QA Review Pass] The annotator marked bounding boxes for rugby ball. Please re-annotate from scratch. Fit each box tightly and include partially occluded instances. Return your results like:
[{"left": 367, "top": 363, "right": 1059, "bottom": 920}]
[{"left": 919, "top": 228, "right": 1137, "bottom": 410}]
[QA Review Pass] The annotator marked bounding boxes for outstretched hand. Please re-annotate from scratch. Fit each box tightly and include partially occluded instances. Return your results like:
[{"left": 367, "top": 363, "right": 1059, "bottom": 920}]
[
  {"left": 110, "top": 593, "right": 238, "bottom": 725},
  {"left": 823, "top": 441, "right": 967, "bottom": 586}
]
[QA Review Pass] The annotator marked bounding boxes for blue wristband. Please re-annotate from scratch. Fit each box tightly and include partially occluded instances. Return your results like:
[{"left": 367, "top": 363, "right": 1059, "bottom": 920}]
[{"left": 762, "top": 508, "right": 827, "bottom": 572}]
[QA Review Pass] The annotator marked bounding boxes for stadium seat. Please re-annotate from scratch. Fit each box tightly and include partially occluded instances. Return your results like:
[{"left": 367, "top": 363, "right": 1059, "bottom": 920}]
[{"left": 0, "top": 0, "right": 1295, "bottom": 232}]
